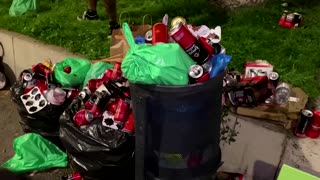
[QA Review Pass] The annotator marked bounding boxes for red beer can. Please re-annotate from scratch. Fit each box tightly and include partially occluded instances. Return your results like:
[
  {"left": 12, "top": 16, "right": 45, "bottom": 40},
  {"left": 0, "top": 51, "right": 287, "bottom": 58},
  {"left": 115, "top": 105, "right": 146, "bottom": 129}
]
[
  {"left": 114, "top": 99, "right": 130, "bottom": 124},
  {"left": 152, "top": 23, "right": 168, "bottom": 45},
  {"left": 67, "top": 89, "right": 80, "bottom": 100},
  {"left": 73, "top": 109, "right": 94, "bottom": 127},
  {"left": 61, "top": 172, "right": 83, "bottom": 180},
  {"left": 32, "top": 63, "right": 52, "bottom": 78},
  {"left": 170, "top": 22, "right": 210, "bottom": 64},
  {"left": 102, "top": 69, "right": 113, "bottom": 81},
  {"left": 34, "top": 80, "right": 48, "bottom": 94},
  {"left": 312, "top": 107, "right": 320, "bottom": 127},
  {"left": 196, "top": 72, "right": 210, "bottom": 83},
  {"left": 90, "top": 92, "right": 111, "bottom": 117},
  {"left": 122, "top": 112, "right": 135, "bottom": 135},
  {"left": 106, "top": 99, "right": 119, "bottom": 114},
  {"left": 306, "top": 124, "right": 320, "bottom": 139},
  {"left": 111, "top": 62, "right": 122, "bottom": 79},
  {"left": 84, "top": 93, "right": 98, "bottom": 110},
  {"left": 87, "top": 79, "right": 104, "bottom": 93},
  {"left": 199, "top": 37, "right": 214, "bottom": 56}
]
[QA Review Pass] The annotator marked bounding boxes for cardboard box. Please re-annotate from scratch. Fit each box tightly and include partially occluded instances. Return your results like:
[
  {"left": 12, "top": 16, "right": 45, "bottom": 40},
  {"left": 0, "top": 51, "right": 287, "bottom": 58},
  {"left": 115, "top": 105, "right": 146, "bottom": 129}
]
[{"left": 236, "top": 87, "right": 308, "bottom": 129}]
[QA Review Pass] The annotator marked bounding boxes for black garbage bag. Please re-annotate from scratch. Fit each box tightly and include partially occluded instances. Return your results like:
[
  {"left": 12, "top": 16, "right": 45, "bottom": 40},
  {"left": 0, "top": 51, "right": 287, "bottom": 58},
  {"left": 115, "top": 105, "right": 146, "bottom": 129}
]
[
  {"left": 59, "top": 97, "right": 135, "bottom": 180},
  {"left": 10, "top": 70, "right": 71, "bottom": 149}
]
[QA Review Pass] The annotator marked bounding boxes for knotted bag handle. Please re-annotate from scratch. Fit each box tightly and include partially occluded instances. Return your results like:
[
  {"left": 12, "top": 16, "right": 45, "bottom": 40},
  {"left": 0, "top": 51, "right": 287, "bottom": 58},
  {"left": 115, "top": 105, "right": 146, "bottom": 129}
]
[{"left": 122, "top": 22, "right": 136, "bottom": 48}]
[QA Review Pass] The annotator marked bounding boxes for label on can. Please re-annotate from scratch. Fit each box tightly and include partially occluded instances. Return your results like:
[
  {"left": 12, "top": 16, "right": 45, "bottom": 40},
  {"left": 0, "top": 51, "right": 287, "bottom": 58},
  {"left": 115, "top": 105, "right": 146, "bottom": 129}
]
[{"left": 170, "top": 23, "right": 210, "bottom": 64}]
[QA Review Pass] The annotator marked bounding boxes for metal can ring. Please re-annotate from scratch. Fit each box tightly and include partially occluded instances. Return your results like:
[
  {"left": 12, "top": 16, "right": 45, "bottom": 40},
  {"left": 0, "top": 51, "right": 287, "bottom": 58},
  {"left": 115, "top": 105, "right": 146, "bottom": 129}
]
[
  {"left": 268, "top": 72, "right": 279, "bottom": 81},
  {"left": 23, "top": 73, "right": 33, "bottom": 82},
  {"left": 145, "top": 30, "right": 152, "bottom": 42}
]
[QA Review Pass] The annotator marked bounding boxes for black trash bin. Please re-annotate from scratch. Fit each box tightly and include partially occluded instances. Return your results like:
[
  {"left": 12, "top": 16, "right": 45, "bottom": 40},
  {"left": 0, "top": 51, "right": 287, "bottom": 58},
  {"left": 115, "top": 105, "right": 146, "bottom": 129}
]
[{"left": 130, "top": 72, "right": 224, "bottom": 180}]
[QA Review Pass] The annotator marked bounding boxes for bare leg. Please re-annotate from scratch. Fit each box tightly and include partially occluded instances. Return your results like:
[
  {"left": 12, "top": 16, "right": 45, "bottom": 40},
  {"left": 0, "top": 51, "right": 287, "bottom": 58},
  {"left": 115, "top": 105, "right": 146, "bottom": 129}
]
[
  {"left": 103, "top": 0, "right": 117, "bottom": 22},
  {"left": 88, "top": 0, "right": 97, "bottom": 11}
]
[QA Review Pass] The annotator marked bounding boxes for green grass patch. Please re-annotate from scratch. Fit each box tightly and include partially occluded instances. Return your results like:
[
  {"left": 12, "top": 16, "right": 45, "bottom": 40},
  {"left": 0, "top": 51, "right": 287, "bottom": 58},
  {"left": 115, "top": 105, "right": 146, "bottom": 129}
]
[{"left": 0, "top": 0, "right": 319, "bottom": 97}]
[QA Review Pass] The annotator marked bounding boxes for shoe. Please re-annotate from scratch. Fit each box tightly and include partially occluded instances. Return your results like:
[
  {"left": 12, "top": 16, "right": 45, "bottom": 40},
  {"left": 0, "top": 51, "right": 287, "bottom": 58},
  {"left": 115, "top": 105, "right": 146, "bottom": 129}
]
[
  {"left": 108, "top": 21, "right": 120, "bottom": 37},
  {"left": 77, "top": 10, "right": 99, "bottom": 21}
]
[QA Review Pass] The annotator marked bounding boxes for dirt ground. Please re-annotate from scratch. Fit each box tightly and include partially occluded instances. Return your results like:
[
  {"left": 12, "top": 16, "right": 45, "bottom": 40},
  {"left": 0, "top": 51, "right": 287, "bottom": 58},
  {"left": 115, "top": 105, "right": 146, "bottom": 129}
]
[{"left": 0, "top": 90, "right": 72, "bottom": 180}]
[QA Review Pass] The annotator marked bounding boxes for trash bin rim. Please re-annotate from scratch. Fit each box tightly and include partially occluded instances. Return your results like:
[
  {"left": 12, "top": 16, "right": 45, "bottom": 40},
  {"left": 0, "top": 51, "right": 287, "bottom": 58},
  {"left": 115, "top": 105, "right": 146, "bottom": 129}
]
[{"left": 129, "top": 72, "right": 224, "bottom": 93}]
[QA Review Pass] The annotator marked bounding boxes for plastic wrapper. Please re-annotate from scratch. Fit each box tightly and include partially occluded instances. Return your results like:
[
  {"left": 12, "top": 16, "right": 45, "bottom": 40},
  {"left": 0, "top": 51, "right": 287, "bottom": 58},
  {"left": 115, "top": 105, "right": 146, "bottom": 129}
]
[
  {"left": 121, "top": 22, "right": 195, "bottom": 86},
  {"left": 54, "top": 58, "right": 91, "bottom": 88},
  {"left": 210, "top": 54, "right": 232, "bottom": 79},
  {"left": 2, "top": 133, "right": 67, "bottom": 173},
  {"left": 59, "top": 97, "right": 134, "bottom": 179}
]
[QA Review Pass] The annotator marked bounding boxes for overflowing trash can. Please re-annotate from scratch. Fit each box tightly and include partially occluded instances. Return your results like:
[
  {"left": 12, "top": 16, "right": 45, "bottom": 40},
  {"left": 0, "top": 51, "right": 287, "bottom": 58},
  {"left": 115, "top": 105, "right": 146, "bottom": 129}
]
[{"left": 131, "top": 72, "right": 224, "bottom": 180}]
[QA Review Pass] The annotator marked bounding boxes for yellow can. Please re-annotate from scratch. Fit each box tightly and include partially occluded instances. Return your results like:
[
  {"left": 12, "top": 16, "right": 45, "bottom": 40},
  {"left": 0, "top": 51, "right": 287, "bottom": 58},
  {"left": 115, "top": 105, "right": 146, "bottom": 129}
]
[{"left": 171, "top": 16, "right": 187, "bottom": 28}]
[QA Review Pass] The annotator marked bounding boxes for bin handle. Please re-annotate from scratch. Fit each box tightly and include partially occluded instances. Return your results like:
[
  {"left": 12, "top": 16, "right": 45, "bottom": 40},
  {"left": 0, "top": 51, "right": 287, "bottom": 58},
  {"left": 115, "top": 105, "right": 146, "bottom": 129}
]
[{"left": 133, "top": 95, "right": 149, "bottom": 180}]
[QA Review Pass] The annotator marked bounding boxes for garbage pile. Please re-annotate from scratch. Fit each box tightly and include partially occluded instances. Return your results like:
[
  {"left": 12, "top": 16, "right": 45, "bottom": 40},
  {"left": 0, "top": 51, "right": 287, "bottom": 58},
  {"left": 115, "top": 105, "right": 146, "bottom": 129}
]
[
  {"left": 223, "top": 60, "right": 284, "bottom": 107},
  {"left": 222, "top": 60, "right": 320, "bottom": 139},
  {"left": 59, "top": 62, "right": 135, "bottom": 179},
  {"left": 10, "top": 59, "right": 81, "bottom": 147},
  {"left": 7, "top": 14, "right": 231, "bottom": 179},
  {"left": 121, "top": 15, "right": 231, "bottom": 86}
]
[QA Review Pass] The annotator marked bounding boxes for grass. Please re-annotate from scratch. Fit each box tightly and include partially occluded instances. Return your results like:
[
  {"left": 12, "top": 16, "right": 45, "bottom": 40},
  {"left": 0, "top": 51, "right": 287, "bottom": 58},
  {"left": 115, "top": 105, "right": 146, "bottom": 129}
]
[{"left": 0, "top": 0, "right": 319, "bottom": 97}]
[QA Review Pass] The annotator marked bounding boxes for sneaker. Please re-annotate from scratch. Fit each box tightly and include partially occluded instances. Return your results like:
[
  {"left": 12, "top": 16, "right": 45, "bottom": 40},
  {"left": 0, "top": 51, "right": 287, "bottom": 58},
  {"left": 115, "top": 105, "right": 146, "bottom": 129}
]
[
  {"left": 77, "top": 10, "right": 99, "bottom": 21},
  {"left": 108, "top": 21, "right": 120, "bottom": 37}
]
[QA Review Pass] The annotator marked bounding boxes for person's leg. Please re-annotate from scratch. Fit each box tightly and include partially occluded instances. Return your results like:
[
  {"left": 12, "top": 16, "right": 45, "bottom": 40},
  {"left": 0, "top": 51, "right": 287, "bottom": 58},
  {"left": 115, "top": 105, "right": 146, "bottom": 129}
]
[
  {"left": 88, "top": 0, "right": 97, "bottom": 11},
  {"left": 103, "top": 0, "right": 120, "bottom": 33},
  {"left": 77, "top": 0, "right": 99, "bottom": 21}
]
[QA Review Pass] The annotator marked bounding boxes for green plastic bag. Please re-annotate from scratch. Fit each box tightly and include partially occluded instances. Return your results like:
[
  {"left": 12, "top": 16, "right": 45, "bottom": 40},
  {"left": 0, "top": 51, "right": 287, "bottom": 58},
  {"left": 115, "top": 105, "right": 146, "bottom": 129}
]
[
  {"left": 82, "top": 61, "right": 113, "bottom": 88},
  {"left": 121, "top": 22, "right": 195, "bottom": 86},
  {"left": 2, "top": 133, "right": 68, "bottom": 173},
  {"left": 54, "top": 58, "right": 91, "bottom": 87},
  {"left": 9, "top": 0, "right": 37, "bottom": 16}
]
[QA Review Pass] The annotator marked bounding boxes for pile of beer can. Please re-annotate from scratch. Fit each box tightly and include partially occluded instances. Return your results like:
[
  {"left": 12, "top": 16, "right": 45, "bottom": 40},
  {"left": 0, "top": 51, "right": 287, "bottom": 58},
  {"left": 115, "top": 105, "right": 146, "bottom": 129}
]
[
  {"left": 19, "top": 59, "right": 79, "bottom": 114},
  {"left": 295, "top": 107, "right": 320, "bottom": 139},
  {"left": 223, "top": 60, "right": 291, "bottom": 107},
  {"left": 73, "top": 62, "right": 134, "bottom": 135},
  {"left": 135, "top": 15, "right": 227, "bottom": 84}
]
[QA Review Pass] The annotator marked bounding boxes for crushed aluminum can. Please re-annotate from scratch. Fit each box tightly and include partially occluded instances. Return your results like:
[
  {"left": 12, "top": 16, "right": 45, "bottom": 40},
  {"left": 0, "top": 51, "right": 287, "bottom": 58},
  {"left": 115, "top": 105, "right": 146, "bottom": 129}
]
[
  {"left": 278, "top": 11, "right": 302, "bottom": 29},
  {"left": 73, "top": 109, "right": 94, "bottom": 127}
]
